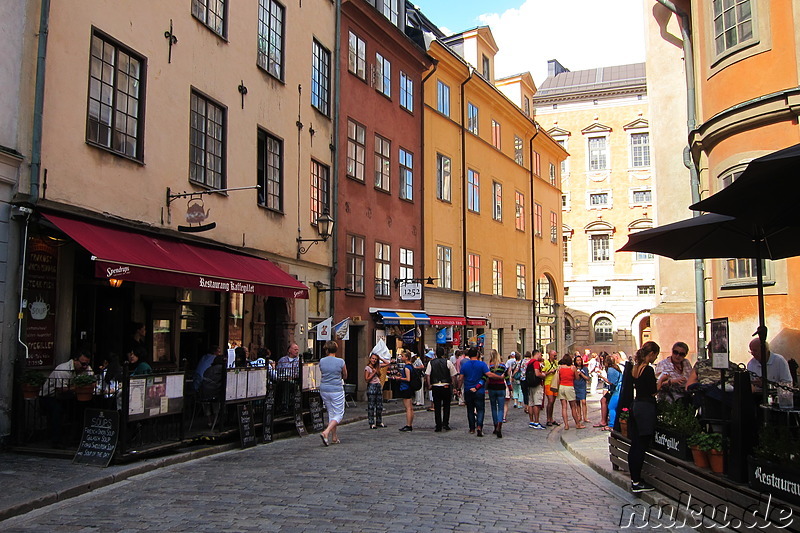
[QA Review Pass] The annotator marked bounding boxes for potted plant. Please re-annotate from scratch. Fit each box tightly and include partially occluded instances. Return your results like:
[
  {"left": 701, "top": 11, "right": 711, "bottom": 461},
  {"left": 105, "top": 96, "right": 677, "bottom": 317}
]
[
  {"left": 73, "top": 374, "right": 98, "bottom": 401},
  {"left": 653, "top": 401, "right": 701, "bottom": 460},
  {"left": 705, "top": 432, "right": 725, "bottom": 474},
  {"left": 618, "top": 408, "right": 630, "bottom": 438},
  {"left": 687, "top": 432, "right": 711, "bottom": 469},
  {"left": 18, "top": 370, "right": 46, "bottom": 399}
]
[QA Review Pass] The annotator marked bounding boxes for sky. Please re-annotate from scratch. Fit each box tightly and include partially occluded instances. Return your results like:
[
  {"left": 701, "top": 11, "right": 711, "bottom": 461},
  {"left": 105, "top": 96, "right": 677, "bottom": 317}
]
[{"left": 413, "top": 0, "right": 647, "bottom": 86}]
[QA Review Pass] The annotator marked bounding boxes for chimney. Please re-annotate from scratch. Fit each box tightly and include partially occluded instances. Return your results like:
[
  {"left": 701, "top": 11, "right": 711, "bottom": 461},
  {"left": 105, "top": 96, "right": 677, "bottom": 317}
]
[{"left": 547, "top": 59, "right": 570, "bottom": 78}]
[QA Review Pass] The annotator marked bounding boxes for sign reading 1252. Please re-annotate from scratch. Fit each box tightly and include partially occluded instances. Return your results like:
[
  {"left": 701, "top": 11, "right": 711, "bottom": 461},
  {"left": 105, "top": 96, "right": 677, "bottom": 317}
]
[{"left": 399, "top": 282, "right": 422, "bottom": 301}]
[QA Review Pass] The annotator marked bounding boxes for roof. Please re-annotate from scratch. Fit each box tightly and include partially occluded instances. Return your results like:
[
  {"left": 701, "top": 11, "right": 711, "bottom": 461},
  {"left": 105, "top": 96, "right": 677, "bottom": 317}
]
[{"left": 535, "top": 63, "right": 646, "bottom": 100}]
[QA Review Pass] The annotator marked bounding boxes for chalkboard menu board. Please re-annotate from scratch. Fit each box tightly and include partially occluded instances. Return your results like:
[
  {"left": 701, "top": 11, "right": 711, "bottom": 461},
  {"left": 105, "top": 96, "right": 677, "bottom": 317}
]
[
  {"left": 309, "top": 394, "right": 324, "bottom": 433},
  {"left": 263, "top": 388, "right": 275, "bottom": 443},
  {"left": 294, "top": 389, "right": 307, "bottom": 437},
  {"left": 237, "top": 402, "right": 257, "bottom": 448},
  {"left": 73, "top": 409, "right": 119, "bottom": 467}
]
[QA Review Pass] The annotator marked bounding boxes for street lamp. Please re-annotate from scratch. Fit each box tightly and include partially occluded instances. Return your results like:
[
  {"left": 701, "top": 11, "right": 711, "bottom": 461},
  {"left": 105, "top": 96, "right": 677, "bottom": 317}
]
[{"left": 297, "top": 208, "right": 334, "bottom": 255}]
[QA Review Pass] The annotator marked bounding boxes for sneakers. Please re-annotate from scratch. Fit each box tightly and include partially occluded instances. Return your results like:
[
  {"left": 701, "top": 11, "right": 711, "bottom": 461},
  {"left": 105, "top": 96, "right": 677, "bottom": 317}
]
[
  {"left": 531, "top": 422, "right": 546, "bottom": 430},
  {"left": 631, "top": 481, "right": 655, "bottom": 493},
  {"left": 399, "top": 426, "right": 413, "bottom": 432}
]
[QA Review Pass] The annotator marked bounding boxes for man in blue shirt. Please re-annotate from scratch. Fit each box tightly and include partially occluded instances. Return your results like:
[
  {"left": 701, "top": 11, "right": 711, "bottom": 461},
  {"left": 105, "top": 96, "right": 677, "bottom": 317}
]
[{"left": 459, "top": 347, "right": 491, "bottom": 436}]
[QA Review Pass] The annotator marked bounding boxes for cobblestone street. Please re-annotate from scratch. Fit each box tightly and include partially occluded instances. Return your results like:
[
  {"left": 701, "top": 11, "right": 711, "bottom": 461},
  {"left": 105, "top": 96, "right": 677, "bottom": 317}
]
[{"left": 2, "top": 402, "right": 688, "bottom": 532}]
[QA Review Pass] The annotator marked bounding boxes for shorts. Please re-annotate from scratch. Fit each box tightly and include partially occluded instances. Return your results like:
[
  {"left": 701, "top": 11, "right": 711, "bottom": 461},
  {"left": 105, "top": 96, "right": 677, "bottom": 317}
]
[
  {"left": 528, "top": 385, "right": 544, "bottom": 407},
  {"left": 545, "top": 384, "right": 557, "bottom": 397},
  {"left": 398, "top": 388, "right": 414, "bottom": 399},
  {"left": 557, "top": 385, "right": 576, "bottom": 401}
]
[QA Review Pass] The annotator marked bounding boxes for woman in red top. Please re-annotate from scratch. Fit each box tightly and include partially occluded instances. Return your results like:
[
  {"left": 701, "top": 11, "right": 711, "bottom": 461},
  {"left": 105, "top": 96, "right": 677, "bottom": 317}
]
[{"left": 556, "top": 354, "right": 585, "bottom": 429}]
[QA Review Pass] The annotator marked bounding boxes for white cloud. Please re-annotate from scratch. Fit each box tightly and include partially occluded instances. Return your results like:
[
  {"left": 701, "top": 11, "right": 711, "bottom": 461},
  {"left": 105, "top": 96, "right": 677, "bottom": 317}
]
[{"left": 477, "top": 0, "right": 646, "bottom": 86}]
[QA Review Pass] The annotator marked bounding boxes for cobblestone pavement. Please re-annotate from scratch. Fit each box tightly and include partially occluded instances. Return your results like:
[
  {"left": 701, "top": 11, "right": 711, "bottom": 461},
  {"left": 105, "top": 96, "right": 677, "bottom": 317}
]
[{"left": 1, "top": 402, "right": 685, "bottom": 532}]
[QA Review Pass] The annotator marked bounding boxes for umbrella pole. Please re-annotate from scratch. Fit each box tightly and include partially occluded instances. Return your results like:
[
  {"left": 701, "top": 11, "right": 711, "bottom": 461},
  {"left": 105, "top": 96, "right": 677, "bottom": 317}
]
[{"left": 755, "top": 233, "right": 768, "bottom": 410}]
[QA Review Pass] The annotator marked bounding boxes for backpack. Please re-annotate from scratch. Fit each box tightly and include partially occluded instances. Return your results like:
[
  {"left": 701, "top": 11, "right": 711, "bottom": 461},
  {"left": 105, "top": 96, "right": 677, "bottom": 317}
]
[
  {"left": 525, "top": 361, "right": 543, "bottom": 387},
  {"left": 408, "top": 365, "right": 423, "bottom": 391}
]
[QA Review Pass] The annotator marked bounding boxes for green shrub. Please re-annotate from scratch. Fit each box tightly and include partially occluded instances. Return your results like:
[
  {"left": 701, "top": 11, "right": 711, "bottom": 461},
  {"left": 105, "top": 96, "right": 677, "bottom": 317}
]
[
  {"left": 18, "top": 370, "right": 46, "bottom": 387},
  {"left": 656, "top": 400, "right": 701, "bottom": 437}
]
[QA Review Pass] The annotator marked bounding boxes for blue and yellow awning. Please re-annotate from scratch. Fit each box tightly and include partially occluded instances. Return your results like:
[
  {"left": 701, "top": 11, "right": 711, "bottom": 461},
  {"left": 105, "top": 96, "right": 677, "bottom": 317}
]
[{"left": 376, "top": 310, "right": 430, "bottom": 325}]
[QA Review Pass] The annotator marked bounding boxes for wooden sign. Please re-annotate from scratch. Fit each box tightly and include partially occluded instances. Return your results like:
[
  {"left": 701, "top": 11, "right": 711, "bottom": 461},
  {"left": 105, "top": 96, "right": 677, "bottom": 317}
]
[
  {"left": 73, "top": 409, "right": 119, "bottom": 467},
  {"left": 263, "top": 387, "right": 275, "bottom": 443},
  {"left": 309, "top": 394, "right": 324, "bottom": 433},
  {"left": 237, "top": 402, "right": 257, "bottom": 449},
  {"left": 294, "top": 388, "right": 307, "bottom": 437}
]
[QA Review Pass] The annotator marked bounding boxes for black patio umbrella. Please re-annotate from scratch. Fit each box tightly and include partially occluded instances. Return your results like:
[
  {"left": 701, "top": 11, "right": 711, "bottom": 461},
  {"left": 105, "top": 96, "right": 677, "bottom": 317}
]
[{"left": 618, "top": 213, "right": 800, "bottom": 406}]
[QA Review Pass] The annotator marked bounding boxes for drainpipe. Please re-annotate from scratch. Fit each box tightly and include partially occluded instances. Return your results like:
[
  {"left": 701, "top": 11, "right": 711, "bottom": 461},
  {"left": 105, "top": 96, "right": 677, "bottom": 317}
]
[
  {"left": 330, "top": 0, "right": 341, "bottom": 320},
  {"left": 460, "top": 69, "right": 474, "bottom": 336},
  {"left": 528, "top": 127, "right": 540, "bottom": 351},
  {"left": 30, "top": 0, "right": 51, "bottom": 202},
  {"left": 655, "top": 0, "right": 707, "bottom": 358},
  {"left": 420, "top": 59, "right": 438, "bottom": 315}
]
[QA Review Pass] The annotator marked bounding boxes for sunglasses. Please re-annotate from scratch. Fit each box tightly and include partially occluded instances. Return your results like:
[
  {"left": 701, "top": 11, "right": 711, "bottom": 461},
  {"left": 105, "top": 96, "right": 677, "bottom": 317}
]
[{"left": 672, "top": 350, "right": 687, "bottom": 357}]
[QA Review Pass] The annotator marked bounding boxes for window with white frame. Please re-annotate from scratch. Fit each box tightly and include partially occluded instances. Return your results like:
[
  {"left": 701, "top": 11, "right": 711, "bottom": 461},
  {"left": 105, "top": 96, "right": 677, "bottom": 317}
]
[
  {"left": 257, "top": 129, "right": 282, "bottom": 211},
  {"left": 516, "top": 264, "right": 526, "bottom": 298},
  {"left": 347, "top": 119, "right": 365, "bottom": 181},
  {"left": 562, "top": 193, "right": 570, "bottom": 210},
  {"left": 637, "top": 285, "right": 656, "bottom": 295},
  {"left": 310, "top": 159, "right": 329, "bottom": 224},
  {"left": 593, "top": 286, "right": 611, "bottom": 296},
  {"left": 713, "top": 0, "right": 754, "bottom": 56},
  {"left": 311, "top": 40, "right": 330, "bottom": 115},
  {"left": 514, "top": 136, "right": 523, "bottom": 165},
  {"left": 468, "top": 253, "right": 480, "bottom": 292},
  {"left": 550, "top": 211, "right": 558, "bottom": 243},
  {"left": 258, "top": 0, "right": 284, "bottom": 79},
  {"left": 631, "top": 188, "right": 652, "bottom": 205},
  {"left": 557, "top": 139, "right": 569, "bottom": 176},
  {"left": 374, "top": 134, "right": 390, "bottom": 191},
  {"left": 630, "top": 132, "right": 650, "bottom": 167},
  {"left": 437, "top": 81, "right": 450, "bottom": 116},
  {"left": 549, "top": 163, "right": 557, "bottom": 186},
  {"left": 591, "top": 235, "right": 610, "bottom": 262},
  {"left": 468, "top": 169, "right": 480, "bottom": 212},
  {"left": 346, "top": 234, "right": 365, "bottom": 294},
  {"left": 348, "top": 31, "right": 366, "bottom": 80},
  {"left": 192, "top": 0, "right": 226, "bottom": 37},
  {"left": 523, "top": 96, "right": 531, "bottom": 116},
  {"left": 437, "top": 245, "right": 452, "bottom": 289},
  {"left": 534, "top": 203, "right": 542, "bottom": 238},
  {"left": 492, "top": 259, "right": 503, "bottom": 295},
  {"left": 375, "top": 242, "right": 391, "bottom": 297},
  {"left": 589, "top": 191, "right": 611, "bottom": 208},
  {"left": 562, "top": 234, "right": 571, "bottom": 263},
  {"left": 467, "top": 103, "right": 479, "bottom": 134},
  {"left": 594, "top": 317, "right": 613, "bottom": 343},
  {"left": 724, "top": 258, "right": 772, "bottom": 286},
  {"left": 492, "top": 120, "right": 501, "bottom": 149},
  {"left": 533, "top": 151, "right": 541, "bottom": 176},
  {"left": 375, "top": 53, "right": 391, "bottom": 97},
  {"left": 382, "top": 0, "right": 399, "bottom": 25},
  {"left": 588, "top": 136, "right": 608, "bottom": 170},
  {"left": 436, "top": 153, "right": 451, "bottom": 202},
  {"left": 189, "top": 91, "right": 225, "bottom": 189},
  {"left": 482, "top": 54, "right": 490, "bottom": 79},
  {"left": 399, "top": 148, "right": 413, "bottom": 200},
  {"left": 636, "top": 250, "right": 654, "bottom": 261},
  {"left": 514, "top": 191, "right": 525, "bottom": 231},
  {"left": 400, "top": 72, "right": 413, "bottom": 112},
  {"left": 492, "top": 181, "right": 502, "bottom": 221},
  {"left": 400, "top": 248, "right": 414, "bottom": 281}
]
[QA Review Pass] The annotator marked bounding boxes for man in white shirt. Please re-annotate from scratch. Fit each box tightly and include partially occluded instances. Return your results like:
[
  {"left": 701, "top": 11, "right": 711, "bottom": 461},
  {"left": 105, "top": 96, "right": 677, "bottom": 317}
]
[{"left": 747, "top": 337, "right": 793, "bottom": 391}]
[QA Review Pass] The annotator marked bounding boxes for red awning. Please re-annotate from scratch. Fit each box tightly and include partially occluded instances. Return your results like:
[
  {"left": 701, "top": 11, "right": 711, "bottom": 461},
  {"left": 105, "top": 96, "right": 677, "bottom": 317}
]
[
  {"left": 43, "top": 213, "right": 309, "bottom": 299},
  {"left": 428, "top": 315, "right": 467, "bottom": 326}
]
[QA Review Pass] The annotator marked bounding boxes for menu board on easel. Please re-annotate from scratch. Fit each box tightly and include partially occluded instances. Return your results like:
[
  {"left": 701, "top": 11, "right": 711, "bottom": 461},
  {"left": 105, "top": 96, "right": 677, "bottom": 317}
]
[
  {"left": 294, "top": 388, "right": 307, "bottom": 437},
  {"left": 263, "top": 387, "right": 275, "bottom": 443},
  {"left": 309, "top": 394, "right": 324, "bottom": 433},
  {"left": 237, "top": 402, "right": 257, "bottom": 449},
  {"left": 73, "top": 409, "right": 119, "bottom": 467}
]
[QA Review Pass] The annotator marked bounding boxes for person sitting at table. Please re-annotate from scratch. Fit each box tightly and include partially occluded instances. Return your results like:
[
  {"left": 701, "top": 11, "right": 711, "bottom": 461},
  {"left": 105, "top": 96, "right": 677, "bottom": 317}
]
[
  {"left": 41, "top": 349, "right": 94, "bottom": 448},
  {"left": 747, "top": 337, "right": 793, "bottom": 392},
  {"left": 655, "top": 342, "right": 693, "bottom": 403},
  {"left": 194, "top": 345, "right": 221, "bottom": 391},
  {"left": 128, "top": 347, "right": 152, "bottom": 376}
]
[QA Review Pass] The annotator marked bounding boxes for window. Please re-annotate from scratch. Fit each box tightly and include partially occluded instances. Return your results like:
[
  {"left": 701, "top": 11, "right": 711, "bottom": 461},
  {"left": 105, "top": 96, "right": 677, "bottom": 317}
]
[
  {"left": 492, "top": 120, "right": 501, "bottom": 149},
  {"left": 346, "top": 234, "right": 365, "bottom": 294},
  {"left": 630, "top": 132, "right": 650, "bottom": 167},
  {"left": 514, "top": 191, "right": 525, "bottom": 231},
  {"left": 589, "top": 192, "right": 610, "bottom": 207},
  {"left": 258, "top": 0, "right": 284, "bottom": 79},
  {"left": 636, "top": 251, "right": 654, "bottom": 261},
  {"left": 437, "top": 245, "right": 452, "bottom": 289},
  {"left": 534, "top": 203, "right": 543, "bottom": 238},
  {"left": 557, "top": 139, "right": 569, "bottom": 176},
  {"left": 516, "top": 264, "right": 526, "bottom": 298},
  {"left": 437, "top": 81, "right": 450, "bottom": 116},
  {"left": 375, "top": 242, "right": 391, "bottom": 297},
  {"left": 591, "top": 235, "right": 610, "bottom": 262},
  {"left": 382, "top": 0, "right": 399, "bottom": 24},
  {"left": 514, "top": 136, "right": 523, "bottom": 165},
  {"left": 189, "top": 91, "right": 225, "bottom": 188},
  {"left": 533, "top": 151, "right": 541, "bottom": 176},
  {"left": 588, "top": 136, "right": 608, "bottom": 170},
  {"left": 482, "top": 54, "right": 490, "bottom": 79},
  {"left": 492, "top": 182, "right": 502, "bottom": 221},
  {"left": 399, "top": 148, "right": 413, "bottom": 200},
  {"left": 713, "top": 0, "right": 753, "bottom": 55},
  {"left": 633, "top": 189, "right": 652, "bottom": 204},
  {"left": 467, "top": 103, "right": 478, "bottom": 134},
  {"left": 311, "top": 40, "right": 330, "bottom": 115},
  {"left": 725, "top": 258, "right": 772, "bottom": 286},
  {"left": 257, "top": 129, "right": 282, "bottom": 211},
  {"left": 348, "top": 31, "right": 366, "bottom": 80},
  {"left": 375, "top": 53, "right": 391, "bottom": 97},
  {"left": 550, "top": 211, "right": 558, "bottom": 243},
  {"left": 638, "top": 285, "right": 656, "bottom": 295},
  {"left": 562, "top": 235, "right": 570, "bottom": 262},
  {"left": 593, "top": 286, "right": 611, "bottom": 296},
  {"left": 310, "top": 160, "right": 329, "bottom": 224},
  {"left": 400, "top": 248, "right": 414, "bottom": 282},
  {"left": 562, "top": 194, "right": 569, "bottom": 209},
  {"left": 492, "top": 260, "right": 503, "bottom": 295},
  {"left": 523, "top": 96, "right": 530, "bottom": 117},
  {"left": 549, "top": 163, "right": 557, "bottom": 186},
  {"left": 468, "top": 253, "right": 480, "bottom": 292},
  {"left": 436, "top": 153, "right": 451, "bottom": 202},
  {"left": 346, "top": 119, "right": 366, "bottom": 181},
  {"left": 400, "top": 72, "right": 413, "bottom": 112},
  {"left": 468, "top": 169, "right": 480, "bottom": 212},
  {"left": 86, "top": 32, "right": 144, "bottom": 160},
  {"left": 192, "top": 0, "right": 226, "bottom": 37},
  {"left": 594, "top": 317, "right": 613, "bottom": 343},
  {"left": 374, "top": 135, "right": 390, "bottom": 191}
]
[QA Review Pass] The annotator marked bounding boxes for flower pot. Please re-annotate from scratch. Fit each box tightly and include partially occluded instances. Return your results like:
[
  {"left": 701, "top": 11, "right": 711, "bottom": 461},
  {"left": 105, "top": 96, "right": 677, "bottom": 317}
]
[
  {"left": 708, "top": 449, "right": 724, "bottom": 473},
  {"left": 21, "top": 384, "right": 40, "bottom": 400},
  {"left": 619, "top": 419, "right": 629, "bottom": 438},
  {"left": 75, "top": 385, "right": 94, "bottom": 402},
  {"left": 690, "top": 445, "right": 709, "bottom": 468}
]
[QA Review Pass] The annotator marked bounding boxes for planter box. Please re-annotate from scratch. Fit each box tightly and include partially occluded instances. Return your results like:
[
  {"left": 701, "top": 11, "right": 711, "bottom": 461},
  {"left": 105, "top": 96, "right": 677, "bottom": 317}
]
[
  {"left": 748, "top": 456, "right": 800, "bottom": 506},
  {"left": 652, "top": 427, "right": 692, "bottom": 461}
]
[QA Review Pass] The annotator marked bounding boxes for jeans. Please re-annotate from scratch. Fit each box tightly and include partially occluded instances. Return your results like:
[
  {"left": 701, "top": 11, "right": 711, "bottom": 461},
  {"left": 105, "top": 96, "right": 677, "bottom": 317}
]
[
  {"left": 366, "top": 383, "right": 383, "bottom": 425},
  {"left": 463, "top": 389, "right": 486, "bottom": 430},
  {"left": 431, "top": 386, "right": 452, "bottom": 429},
  {"left": 488, "top": 389, "right": 505, "bottom": 426}
]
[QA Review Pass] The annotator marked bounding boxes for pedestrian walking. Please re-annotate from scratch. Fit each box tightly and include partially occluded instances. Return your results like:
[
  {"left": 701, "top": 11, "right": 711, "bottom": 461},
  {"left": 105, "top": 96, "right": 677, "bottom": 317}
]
[
  {"left": 426, "top": 347, "right": 457, "bottom": 432},
  {"left": 459, "top": 347, "right": 491, "bottom": 437},
  {"left": 511, "top": 351, "right": 526, "bottom": 409},
  {"left": 600, "top": 355, "right": 622, "bottom": 431},
  {"left": 394, "top": 351, "right": 415, "bottom": 432},
  {"left": 319, "top": 340, "right": 347, "bottom": 446},
  {"left": 627, "top": 341, "right": 660, "bottom": 493},
  {"left": 364, "top": 353, "right": 388, "bottom": 429},
  {"left": 526, "top": 351, "right": 546, "bottom": 429},
  {"left": 542, "top": 350, "right": 559, "bottom": 426},
  {"left": 486, "top": 350, "right": 507, "bottom": 438}
]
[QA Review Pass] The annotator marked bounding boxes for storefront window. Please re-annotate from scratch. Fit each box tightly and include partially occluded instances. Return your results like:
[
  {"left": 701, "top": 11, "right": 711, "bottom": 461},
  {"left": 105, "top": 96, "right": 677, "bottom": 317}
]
[
  {"left": 228, "top": 293, "right": 244, "bottom": 347},
  {"left": 152, "top": 319, "right": 173, "bottom": 364}
]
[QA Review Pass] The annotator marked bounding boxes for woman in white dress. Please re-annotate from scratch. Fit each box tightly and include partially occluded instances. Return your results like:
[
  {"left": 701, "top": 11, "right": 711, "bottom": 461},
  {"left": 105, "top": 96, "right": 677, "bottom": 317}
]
[{"left": 319, "top": 340, "right": 347, "bottom": 446}]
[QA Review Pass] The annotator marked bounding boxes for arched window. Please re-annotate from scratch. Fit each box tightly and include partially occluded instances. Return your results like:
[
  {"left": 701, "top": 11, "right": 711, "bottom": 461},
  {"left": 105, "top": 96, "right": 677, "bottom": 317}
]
[{"left": 594, "top": 317, "right": 613, "bottom": 343}]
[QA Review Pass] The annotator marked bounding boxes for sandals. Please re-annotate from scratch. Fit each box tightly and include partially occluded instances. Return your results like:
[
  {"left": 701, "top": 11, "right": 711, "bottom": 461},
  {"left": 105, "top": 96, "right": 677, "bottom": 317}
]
[
  {"left": 592, "top": 423, "right": 604, "bottom": 428},
  {"left": 320, "top": 434, "right": 329, "bottom": 446}
]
